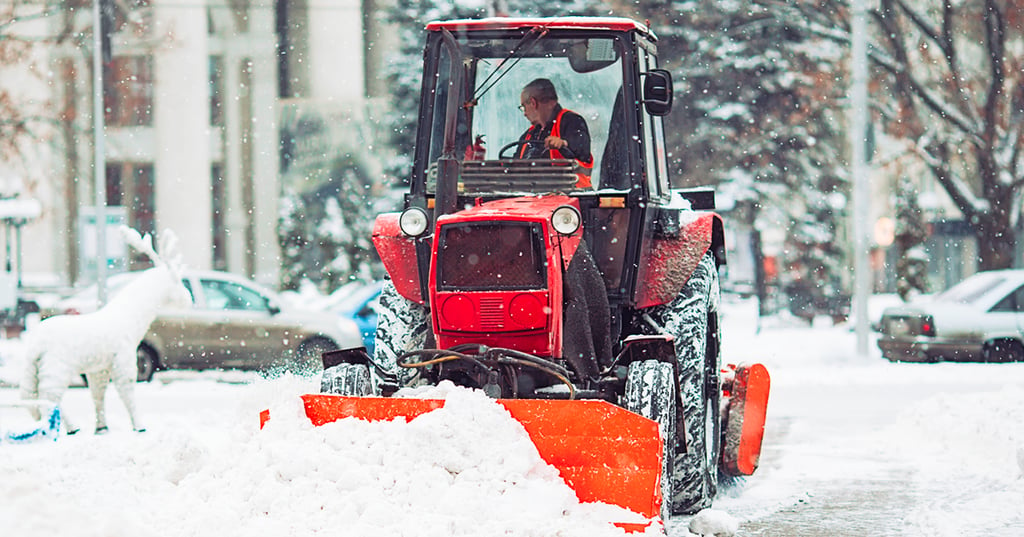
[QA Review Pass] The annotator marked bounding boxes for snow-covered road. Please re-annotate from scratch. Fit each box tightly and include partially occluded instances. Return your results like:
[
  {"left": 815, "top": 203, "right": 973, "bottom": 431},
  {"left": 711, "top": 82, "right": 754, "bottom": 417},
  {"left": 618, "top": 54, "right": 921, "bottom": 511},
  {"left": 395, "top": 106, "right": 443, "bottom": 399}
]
[
  {"left": 693, "top": 298, "right": 1024, "bottom": 536},
  {"left": 2, "top": 296, "right": 1023, "bottom": 536}
]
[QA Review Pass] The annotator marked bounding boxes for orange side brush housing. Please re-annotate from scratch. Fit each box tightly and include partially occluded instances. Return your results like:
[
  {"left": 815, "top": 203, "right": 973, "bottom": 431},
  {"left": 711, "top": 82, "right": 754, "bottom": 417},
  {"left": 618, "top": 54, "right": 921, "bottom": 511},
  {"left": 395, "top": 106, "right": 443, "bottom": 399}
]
[
  {"left": 721, "top": 363, "right": 771, "bottom": 476},
  {"left": 261, "top": 395, "right": 664, "bottom": 523}
]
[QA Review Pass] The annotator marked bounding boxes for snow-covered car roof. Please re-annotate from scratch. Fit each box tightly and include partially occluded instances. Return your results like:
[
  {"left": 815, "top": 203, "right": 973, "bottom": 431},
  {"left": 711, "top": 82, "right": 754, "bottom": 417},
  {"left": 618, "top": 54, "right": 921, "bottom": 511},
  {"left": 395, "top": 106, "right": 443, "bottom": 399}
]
[{"left": 931, "top": 269, "right": 1024, "bottom": 309}]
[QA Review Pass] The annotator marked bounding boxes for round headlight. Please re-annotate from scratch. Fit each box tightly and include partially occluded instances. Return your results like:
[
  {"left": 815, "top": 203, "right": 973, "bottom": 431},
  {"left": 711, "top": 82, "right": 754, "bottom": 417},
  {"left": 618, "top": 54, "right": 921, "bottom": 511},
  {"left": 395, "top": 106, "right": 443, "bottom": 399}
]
[
  {"left": 399, "top": 207, "right": 429, "bottom": 237},
  {"left": 551, "top": 205, "right": 581, "bottom": 235}
]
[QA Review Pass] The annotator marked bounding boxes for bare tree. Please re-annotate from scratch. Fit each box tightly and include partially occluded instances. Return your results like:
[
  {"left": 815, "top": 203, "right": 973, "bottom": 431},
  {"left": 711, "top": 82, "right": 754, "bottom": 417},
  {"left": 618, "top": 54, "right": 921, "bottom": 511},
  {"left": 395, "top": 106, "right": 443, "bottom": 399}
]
[
  {"left": 791, "top": 0, "right": 1024, "bottom": 270},
  {"left": 0, "top": 1, "right": 92, "bottom": 178},
  {"left": 875, "top": 0, "right": 1024, "bottom": 270}
]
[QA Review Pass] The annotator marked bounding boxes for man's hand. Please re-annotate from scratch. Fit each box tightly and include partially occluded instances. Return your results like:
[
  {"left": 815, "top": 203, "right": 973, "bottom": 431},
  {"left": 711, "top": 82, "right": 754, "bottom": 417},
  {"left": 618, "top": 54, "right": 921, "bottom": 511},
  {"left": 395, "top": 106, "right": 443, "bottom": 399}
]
[{"left": 544, "top": 135, "right": 568, "bottom": 150}]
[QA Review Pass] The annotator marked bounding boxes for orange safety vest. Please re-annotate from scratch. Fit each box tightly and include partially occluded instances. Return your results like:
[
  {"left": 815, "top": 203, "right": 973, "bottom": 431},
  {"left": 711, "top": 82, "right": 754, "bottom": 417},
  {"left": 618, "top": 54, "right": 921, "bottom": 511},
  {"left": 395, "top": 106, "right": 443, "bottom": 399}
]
[{"left": 520, "top": 109, "right": 594, "bottom": 189}]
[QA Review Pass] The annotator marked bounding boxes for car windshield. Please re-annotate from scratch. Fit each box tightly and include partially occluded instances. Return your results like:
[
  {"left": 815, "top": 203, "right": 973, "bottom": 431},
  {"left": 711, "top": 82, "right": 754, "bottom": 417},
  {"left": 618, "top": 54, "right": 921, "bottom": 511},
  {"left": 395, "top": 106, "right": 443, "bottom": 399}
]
[
  {"left": 937, "top": 272, "right": 1007, "bottom": 304},
  {"left": 425, "top": 34, "right": 625, "bottom": 192}
]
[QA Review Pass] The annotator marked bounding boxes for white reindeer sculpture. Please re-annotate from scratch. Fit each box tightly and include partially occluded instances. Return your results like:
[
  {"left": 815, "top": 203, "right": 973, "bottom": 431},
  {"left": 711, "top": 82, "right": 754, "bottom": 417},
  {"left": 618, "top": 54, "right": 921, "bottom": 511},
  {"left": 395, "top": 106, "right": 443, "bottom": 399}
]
[{"left": 20, "top": 226, "right": 192, "bottom": 434}]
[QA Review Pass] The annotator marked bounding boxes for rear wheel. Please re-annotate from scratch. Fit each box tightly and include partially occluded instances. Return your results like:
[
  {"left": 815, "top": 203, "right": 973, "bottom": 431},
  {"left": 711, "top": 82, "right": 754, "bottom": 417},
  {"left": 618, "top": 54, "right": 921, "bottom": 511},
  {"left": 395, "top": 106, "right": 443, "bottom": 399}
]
[
  {"left": 137, "top": 345, "right": 158, "bottom": 382},
  {"left": 643, "top": 252, "right": 722, "bottom": 514},
  {"left": 624, "top": 359, "right": 677, "bottom": 522},
  {"left": 984, "top": 339, "right": 1024, "bottom": 363},
  {"left": 321, "top": 363, "right": 373, "bottom": 395},
  {"left": 373, "top": 281, "right": 432, "bottom": 386}
]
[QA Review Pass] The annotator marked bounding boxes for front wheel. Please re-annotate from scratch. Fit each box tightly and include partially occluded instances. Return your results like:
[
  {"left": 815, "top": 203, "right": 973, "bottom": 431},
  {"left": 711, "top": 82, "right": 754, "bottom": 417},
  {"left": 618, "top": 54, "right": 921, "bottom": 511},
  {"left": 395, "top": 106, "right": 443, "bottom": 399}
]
[
  {"left": 373, "top": 281, "right": 432, "bottom": 387},
  {"left": 624, "top": 359, "right": 678, "bottom": 522},
  {"left": 321, "top": 363, "right": 373, "bottom": 395}
]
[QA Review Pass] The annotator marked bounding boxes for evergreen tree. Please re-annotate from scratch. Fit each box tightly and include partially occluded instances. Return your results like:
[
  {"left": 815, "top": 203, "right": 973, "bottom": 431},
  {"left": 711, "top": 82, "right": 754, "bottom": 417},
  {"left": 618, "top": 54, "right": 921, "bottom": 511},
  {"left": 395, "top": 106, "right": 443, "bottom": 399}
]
[
  {"left": 648, "top": 0, "right": 850, "bottom": 302},
  {"left": 278, "top": 157, "right": 395, "bottom": 294},
  {"left": 894, "top": 177, "right": 929, "bottom": 301}
]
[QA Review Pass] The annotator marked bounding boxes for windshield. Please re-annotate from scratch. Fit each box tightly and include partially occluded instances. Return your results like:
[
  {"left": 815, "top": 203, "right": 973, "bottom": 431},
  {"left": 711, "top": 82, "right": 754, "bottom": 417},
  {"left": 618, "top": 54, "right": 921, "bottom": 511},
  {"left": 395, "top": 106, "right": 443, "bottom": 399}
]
[{"left": 424, "top": 34, "right": 626, "bottom": 192}]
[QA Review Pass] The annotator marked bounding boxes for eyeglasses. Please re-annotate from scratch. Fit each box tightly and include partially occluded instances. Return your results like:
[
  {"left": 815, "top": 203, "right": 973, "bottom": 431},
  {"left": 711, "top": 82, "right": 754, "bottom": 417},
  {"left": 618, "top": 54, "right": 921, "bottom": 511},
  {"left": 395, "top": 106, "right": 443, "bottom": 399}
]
[{"left": 518, "top": 104, "right": 526, "bottom": 111}]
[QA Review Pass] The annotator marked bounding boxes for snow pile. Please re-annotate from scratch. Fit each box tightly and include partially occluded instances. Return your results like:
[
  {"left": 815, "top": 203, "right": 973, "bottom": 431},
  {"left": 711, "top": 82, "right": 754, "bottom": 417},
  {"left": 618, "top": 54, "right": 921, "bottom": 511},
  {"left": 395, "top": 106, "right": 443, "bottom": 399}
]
[
  {"left": 1, "top": 377, "right": 657, "bottom": 537},
  {"left": 687, "top": 508, "right": 739, "bottom": 536}
]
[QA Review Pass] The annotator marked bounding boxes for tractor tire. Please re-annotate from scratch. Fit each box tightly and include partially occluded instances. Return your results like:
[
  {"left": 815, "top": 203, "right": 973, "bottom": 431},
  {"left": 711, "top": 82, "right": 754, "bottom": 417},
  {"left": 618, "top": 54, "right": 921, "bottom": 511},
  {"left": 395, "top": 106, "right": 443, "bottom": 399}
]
[
  {"left": 645, "top": 251, "right": 722, "bottom": 515},
  {"left": 321, "top": 362, "right": 373, "bottom": 396},
  {"left": 624, "top": 359, "right": 677, "bottom": 522},
  {"left": 372, "top": 281, "right": 432, "bottom": 386}
]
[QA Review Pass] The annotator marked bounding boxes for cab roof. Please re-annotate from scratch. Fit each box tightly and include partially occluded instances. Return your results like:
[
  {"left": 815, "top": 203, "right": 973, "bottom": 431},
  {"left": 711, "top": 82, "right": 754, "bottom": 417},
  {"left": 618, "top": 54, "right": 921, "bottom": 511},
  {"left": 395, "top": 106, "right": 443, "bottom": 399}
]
[{"left": 425, "top": 17, "right": 655, "bottom": 39}]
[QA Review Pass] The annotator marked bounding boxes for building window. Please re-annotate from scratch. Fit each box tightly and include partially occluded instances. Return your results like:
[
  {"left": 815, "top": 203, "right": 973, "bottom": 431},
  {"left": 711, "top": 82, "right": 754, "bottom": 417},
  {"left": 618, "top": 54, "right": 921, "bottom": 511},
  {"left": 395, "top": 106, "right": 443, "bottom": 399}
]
[
  {"left": 211, "top": 163, "right": 227, "bottom": 270},
  {"left": 105, "top": 56, "right": 154, "bottom": 127},
  {"left": 105, "top": 162, "right": 156, "bottom": 234},
  {"left": 210, "top": 56, "right": 225, "bottom": 126}
]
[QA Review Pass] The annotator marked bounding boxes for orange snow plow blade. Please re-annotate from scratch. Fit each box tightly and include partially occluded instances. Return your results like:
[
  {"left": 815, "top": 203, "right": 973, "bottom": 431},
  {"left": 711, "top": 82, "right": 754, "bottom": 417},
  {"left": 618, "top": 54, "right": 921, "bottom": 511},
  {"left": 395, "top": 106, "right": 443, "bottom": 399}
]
[
  {"left": 722, "top": 363, "right": 771, "bottom": 476},
  {"left": 262, "top": 395, "right": 664, "bottom": 524}
]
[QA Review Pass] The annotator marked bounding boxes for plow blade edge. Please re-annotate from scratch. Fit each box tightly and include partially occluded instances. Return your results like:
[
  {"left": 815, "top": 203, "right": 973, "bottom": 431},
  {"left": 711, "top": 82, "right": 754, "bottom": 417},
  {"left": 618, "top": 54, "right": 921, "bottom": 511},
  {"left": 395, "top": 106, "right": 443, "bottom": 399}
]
[
  {"left": 263, "top": 395, "right": 664, "bottom": 522},
  {"left": 721, "top": 363, "right": 771, "bottom": 476}
]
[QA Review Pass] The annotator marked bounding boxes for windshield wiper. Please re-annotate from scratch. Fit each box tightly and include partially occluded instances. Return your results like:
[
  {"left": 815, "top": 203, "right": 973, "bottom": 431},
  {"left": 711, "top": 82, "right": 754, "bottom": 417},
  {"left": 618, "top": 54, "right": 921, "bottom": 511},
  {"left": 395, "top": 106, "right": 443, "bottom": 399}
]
[{"left": 467, "top": 26, "right": 549, "bottom": 107}]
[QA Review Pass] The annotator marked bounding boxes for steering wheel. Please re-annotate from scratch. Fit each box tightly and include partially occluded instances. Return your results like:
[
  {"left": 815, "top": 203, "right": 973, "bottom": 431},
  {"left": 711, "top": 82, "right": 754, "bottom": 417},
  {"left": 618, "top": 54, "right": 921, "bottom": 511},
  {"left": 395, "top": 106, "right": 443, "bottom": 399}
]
[
  {"left": 498, "top": 140, "right": 545, "bottom": 159},
  {"left": 497, "top": 139, "right": 580, "bottom": 160}
]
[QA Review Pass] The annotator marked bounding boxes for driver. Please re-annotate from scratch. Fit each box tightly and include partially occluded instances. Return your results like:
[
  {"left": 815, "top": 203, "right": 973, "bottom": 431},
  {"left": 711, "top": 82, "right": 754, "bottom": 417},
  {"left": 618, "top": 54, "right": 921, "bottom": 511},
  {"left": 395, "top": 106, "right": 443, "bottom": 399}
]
[{"left": 516, "top": 78, "right": 594, "bottom": 188}]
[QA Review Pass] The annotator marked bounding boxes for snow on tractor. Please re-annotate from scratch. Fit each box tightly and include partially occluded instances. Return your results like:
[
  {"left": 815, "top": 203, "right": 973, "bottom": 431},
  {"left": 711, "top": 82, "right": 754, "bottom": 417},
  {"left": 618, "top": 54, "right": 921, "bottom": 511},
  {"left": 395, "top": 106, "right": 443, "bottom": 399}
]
[{"left": 276, "top": 17, "right": 770, "bottom": 525}]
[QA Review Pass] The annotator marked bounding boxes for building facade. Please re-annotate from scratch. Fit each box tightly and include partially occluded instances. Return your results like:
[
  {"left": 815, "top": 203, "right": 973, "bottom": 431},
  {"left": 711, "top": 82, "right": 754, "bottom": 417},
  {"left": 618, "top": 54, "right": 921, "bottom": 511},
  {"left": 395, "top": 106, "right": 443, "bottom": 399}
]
[{"left": 4, "top": 0, "right": 382, "bottom": 291}]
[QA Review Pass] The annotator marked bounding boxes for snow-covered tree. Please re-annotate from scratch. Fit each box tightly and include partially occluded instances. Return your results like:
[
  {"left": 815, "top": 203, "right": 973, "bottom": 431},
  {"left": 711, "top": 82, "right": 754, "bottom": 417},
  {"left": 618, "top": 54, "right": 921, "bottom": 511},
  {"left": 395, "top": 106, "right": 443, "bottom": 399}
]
[
  {"left": 0, "top": 1, "right": 78, "bottom": 177},
  {"left": 642, "top": 0, "right": 850, "bottom": 298},
  {"left": 278, "top": 156, "right": 397, "bottom": 294},
  {"left": 277, "top": 188, "right": 308, "bottom": 292},
  {"left": 894, "top": 177, "right": 929, "bottom": 301}
]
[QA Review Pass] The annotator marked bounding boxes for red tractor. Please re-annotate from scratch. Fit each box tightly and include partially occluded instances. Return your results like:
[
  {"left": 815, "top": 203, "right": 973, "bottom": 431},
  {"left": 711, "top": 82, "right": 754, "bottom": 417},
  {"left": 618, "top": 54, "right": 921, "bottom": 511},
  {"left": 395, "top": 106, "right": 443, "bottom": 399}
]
[{"left": 299, "top": 17, "right": 769, "bottom": 523}]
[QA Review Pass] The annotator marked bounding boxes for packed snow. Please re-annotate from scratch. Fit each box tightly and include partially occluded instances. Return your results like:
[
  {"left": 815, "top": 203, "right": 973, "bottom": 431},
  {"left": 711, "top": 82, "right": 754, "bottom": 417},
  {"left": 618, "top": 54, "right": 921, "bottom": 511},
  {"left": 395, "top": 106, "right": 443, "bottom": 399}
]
[{"left": 2, "top": 295, "right": 1023, "bottom": 536}]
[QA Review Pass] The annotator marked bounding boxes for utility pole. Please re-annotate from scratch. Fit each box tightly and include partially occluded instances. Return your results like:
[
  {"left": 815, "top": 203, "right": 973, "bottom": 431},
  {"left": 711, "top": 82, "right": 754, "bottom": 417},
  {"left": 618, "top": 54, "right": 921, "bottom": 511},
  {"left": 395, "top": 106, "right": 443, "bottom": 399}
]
[
  {"left": 93, "top": 0, "right": 108, "bottom": 306},
  {"left": 850, "top": 0, "right": 871, "bottom": 355}
]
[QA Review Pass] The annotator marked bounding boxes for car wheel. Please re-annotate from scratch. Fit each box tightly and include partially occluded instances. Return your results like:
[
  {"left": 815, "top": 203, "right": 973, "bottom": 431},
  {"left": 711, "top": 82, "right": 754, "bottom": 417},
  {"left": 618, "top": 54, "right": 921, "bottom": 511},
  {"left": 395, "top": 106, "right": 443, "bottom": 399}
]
[
  {"left": 295, "top": 337, "right": 338, "bottom": 376},
  {"left": 642, "top": 251, "right": 722, "bottom": 515},
  {"left": 321, "top": 362, "right": 373, "bottom": 396},
  {"left": 984, "top": 339, "right": 1024, "bottom": 363},
  {"left": 137, "top": 344, "right": 158, "bottom": 382},
  {"left": 624, "top": 359, "right": 677, "bottom": 522}
]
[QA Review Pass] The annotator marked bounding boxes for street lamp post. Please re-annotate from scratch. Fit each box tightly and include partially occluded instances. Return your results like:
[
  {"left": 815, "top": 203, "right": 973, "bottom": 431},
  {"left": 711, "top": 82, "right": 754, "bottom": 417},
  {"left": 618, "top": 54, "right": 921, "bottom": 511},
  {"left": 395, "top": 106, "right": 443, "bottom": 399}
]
[
  {"left": 851, "top": 0, "right": 871, "bottom": 356},
  {"left": 92, "top": 0, "right": 108, "bottom": 306}
]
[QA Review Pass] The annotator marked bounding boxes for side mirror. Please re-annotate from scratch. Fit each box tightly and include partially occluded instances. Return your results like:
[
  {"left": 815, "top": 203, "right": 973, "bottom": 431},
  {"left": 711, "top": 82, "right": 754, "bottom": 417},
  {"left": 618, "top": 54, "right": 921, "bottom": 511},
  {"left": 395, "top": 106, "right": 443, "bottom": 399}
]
[{"left": 643, "top": 69, "right": 673, "bottom": 116}]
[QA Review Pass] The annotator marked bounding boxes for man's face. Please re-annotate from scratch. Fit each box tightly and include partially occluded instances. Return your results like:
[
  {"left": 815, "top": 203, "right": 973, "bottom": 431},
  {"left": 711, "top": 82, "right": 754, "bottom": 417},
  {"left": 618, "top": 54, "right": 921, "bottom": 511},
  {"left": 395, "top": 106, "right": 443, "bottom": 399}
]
[{"left": 520, "top": 91, "right": 540, "bottom": 125}]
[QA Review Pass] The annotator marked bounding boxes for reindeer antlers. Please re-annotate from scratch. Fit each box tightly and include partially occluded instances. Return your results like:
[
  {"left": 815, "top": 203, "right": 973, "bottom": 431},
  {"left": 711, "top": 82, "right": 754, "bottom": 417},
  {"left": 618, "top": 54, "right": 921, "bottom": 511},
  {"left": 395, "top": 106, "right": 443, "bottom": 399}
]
[
  {"left": 119, "top": 226, "right": 184, "bottom": 272},
  {"left": 119, "top": 226, "right": 159, "bottom": 262}
]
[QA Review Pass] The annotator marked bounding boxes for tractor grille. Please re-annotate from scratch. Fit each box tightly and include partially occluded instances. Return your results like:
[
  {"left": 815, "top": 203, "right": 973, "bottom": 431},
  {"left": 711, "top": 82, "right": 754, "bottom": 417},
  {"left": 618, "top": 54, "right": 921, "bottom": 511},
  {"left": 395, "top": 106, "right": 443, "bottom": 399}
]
[
  {"left": 479, "top": 297, "right": 504, "bottom": 329},
  {"left": 437, "top": 222, "right": 546, "bottom": 290}
]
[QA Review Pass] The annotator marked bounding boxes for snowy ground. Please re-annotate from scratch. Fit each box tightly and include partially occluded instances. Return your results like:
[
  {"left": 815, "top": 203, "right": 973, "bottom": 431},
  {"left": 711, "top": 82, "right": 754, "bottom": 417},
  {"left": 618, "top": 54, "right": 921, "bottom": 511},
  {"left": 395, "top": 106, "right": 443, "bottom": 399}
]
[{"left": 2, "top": 295, "right": 1023, "bottom": 536}]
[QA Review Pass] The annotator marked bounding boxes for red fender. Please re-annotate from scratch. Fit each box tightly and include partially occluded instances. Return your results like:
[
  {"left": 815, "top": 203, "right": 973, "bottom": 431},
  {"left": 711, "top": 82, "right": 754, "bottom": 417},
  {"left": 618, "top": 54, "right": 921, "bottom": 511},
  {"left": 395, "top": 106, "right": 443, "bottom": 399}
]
[
  {"left": 372, "top": 213, "right": 425, "bottom": 304},
  {"left": 634, "top": 212, "right": 723, "bottom": 308}
]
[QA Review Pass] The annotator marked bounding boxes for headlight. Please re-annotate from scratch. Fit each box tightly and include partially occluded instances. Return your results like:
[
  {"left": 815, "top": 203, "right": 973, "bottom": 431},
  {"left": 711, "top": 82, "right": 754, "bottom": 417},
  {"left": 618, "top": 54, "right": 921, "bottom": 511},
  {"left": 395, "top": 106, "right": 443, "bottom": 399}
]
[
  {"left": 551, "top": 205, "right": 581, "bottom": 235},
  {"left": 399, "top": 207, "right": 429, "bottom": 237}
]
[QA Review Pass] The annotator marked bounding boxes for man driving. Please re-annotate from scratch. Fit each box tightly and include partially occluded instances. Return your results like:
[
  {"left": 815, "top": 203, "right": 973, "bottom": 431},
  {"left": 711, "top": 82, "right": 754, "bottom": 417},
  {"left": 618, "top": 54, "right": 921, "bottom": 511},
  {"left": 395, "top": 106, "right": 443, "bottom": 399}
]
[{"left": 516, "top": 78, "right": 594, "bottom": 188}]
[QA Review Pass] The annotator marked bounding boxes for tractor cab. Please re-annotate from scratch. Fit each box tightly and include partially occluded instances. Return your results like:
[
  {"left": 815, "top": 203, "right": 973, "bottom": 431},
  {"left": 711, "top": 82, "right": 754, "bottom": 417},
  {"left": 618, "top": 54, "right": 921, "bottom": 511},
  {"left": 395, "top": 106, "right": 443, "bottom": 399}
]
[{"left": 401, "top": 18, "right": 690, "bottom": 311}]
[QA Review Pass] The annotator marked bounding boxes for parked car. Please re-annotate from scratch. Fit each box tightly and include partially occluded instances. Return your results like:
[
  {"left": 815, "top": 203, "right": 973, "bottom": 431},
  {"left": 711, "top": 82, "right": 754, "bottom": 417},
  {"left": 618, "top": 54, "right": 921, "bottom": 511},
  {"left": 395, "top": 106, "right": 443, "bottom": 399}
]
[
  {"left": 45, "top": 270, "right": 363, "bottom": 380},
  {"left": 329, "top": 281, "right": 383, "bottom": 353},
  {"left": 877, "top": 270, "right": 1024, "bottom": 362}
]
